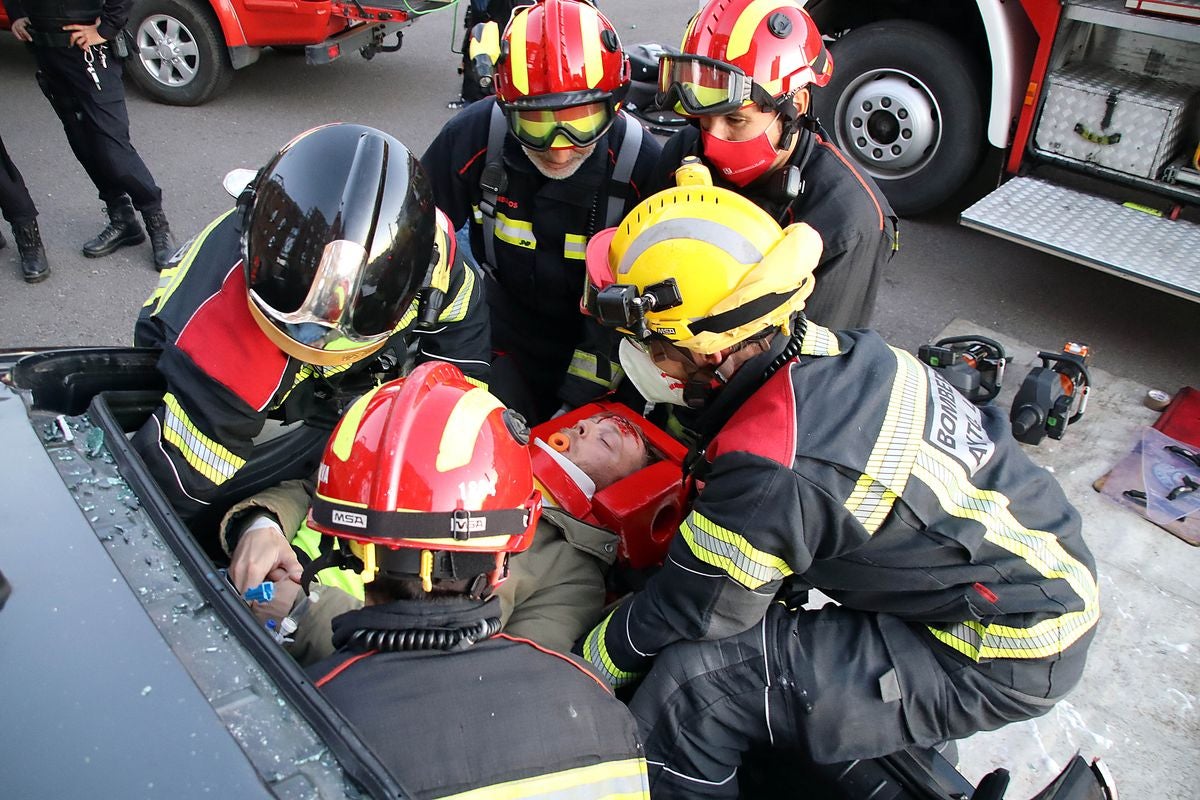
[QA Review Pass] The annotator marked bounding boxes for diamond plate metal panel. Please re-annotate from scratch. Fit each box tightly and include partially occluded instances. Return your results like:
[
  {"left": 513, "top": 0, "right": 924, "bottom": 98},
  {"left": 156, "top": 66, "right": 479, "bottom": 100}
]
[
  {"left": 961, "top": 176, "right": 1200, "bottom": 301},
  {"left": 1035, "top": 64, "right": 1198, "bottom": 178}
]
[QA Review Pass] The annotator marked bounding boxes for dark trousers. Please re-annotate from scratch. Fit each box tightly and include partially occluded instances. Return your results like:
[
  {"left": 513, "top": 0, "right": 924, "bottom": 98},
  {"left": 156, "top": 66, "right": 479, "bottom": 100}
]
[
  {"left": 0, "top": 133, "right": 38, "bottom": 225},
  {"left": 629, "top": 603, "right": 1078, "bottom": 799},
  {"left": 33, "top": 43, "right": 163, "bottom": 213}
]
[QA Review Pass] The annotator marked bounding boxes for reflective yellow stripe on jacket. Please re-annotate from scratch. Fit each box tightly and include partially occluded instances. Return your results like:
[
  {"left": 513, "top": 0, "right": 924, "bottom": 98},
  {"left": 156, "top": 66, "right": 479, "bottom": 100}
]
[
  {"left": 915, "top": 444, "right": 1100, "bottom": 661},
  {"left": 437, "top": 757, "right": 649, "bottom": 800},
  {"left": 143, "top": 209, "right": 236, "bottom": 313},
  {"left": 680, "top": 510, "right": 793, "bottom": 590},
  {"left": 566, "top": 350, "right": 623, "bottom": 388},
  {"left": 844, "top": 347, "right": 926, "bottom": 534},
  {"left": 160, "top": 392, "right": 246, "bottom": 485},
  {"left": 582, "top": 610, "right": 640, "bottom": 689}
]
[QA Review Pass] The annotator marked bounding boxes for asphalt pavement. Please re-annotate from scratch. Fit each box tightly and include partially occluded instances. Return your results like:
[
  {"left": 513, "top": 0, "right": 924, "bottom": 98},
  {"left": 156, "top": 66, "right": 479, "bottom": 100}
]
[
  {"left": 1, "top": 2, "right": 1197, "bottom": 398},
  {"left": 0, "top": 2, "right": 1197, "bottom": 796}
]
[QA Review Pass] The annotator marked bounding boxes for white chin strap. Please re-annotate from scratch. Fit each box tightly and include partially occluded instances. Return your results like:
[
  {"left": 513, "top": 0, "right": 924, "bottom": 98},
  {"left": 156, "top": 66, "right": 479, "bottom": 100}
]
[{"left": 619, "top": 338, "right": 688, "bottom": 406}]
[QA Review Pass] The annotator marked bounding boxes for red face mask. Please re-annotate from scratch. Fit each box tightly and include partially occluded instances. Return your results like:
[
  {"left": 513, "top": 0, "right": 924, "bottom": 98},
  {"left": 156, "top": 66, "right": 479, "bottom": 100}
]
[{"left": 700, "top": 117, "right": 781, "bottom": 187}]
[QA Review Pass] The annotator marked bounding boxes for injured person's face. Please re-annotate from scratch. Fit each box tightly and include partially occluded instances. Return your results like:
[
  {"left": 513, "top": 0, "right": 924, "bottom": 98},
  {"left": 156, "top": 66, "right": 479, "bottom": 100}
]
[{"left": 559, "top": 414, "right": 650, "bottom": 491}]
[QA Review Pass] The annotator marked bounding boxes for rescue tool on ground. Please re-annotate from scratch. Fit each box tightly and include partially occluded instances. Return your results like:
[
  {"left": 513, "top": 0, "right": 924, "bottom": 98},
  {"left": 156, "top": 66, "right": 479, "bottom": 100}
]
[
  {"left": 918, "top": 335, "right": 1010, "bottom": 405},
  {"left": 1010, "top": 342, "right": 1093, "bottom": 445}
]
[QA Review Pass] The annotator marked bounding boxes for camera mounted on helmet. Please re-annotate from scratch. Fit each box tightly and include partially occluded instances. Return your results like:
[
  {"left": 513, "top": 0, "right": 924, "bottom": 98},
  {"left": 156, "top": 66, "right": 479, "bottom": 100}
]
[{"left": 585, "top": 278, "right": 683, "bottom": 340}]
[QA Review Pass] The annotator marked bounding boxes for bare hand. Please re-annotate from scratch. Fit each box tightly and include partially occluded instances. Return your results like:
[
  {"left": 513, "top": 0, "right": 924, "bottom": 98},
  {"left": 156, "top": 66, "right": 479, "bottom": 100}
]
[
  {"left": 11, "top": 17, "right": 32, "bottom": 42},
  {"left": 229, "top": 518, "right": 303, "bottom": 593},
  {"left": 62, "top": 19, "right": 105, "bottom": 50}
]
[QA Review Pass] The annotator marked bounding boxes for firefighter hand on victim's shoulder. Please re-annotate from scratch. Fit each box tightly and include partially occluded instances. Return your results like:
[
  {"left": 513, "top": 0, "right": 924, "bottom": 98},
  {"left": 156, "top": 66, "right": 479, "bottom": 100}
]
[
  {"left": 577, "top": 162, "right": 1098, "bottom": 799},
  {"left": 420, "top": 0, "right": 662, "bottom": 425},
  {"left": 132, "top": 124, "right": 491, "bottom": 545},
  {"left": 288, "top": 366, "right": 650, "bottom": 800},
  {"left": 220, "top": 377, "right": 653, "bottom": 661}
]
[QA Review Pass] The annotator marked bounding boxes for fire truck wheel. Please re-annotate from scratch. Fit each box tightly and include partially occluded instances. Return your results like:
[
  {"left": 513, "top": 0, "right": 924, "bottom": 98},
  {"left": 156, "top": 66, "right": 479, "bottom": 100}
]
[
  {"left": 813, "top": 20, "right": 983, "bottom": 216},
  {"left": 126, "top": 0, "right": 233, "bottom": 106}
]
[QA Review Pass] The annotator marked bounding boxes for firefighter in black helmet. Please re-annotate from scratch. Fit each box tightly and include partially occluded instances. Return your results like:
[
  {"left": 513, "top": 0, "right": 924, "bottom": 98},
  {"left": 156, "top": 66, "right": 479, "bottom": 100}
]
[{"left": 133, "top": 124, "right": 491, "bottom": 546}]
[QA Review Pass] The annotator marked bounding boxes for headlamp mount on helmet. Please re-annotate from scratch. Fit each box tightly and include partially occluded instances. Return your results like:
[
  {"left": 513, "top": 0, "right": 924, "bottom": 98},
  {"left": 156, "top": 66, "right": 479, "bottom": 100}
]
[{"left": 590, "top": 278, "right": 683, "bottom": 339}]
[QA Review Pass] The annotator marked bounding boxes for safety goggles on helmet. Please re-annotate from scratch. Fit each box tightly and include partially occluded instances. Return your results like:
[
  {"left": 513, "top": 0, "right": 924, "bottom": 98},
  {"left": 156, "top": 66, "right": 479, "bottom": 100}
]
[
  {"left": 656, "top": 54, "right": 778, "bottom": 117},
  {"left": 504, "top": 96, "right": 615, "bottom": 151}
]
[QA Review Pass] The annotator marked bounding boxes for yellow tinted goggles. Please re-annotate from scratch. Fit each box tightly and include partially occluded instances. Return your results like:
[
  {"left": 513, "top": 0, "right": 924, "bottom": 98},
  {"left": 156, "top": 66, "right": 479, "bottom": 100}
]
[{"left": 508, "top": 102, "right": 614, "bottom": 151}]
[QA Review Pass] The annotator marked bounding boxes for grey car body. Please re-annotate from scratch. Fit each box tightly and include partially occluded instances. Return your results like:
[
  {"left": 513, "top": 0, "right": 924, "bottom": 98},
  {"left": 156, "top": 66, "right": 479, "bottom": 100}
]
[{"left": 0, "top": 348, "right": 405, "bottom": 799}]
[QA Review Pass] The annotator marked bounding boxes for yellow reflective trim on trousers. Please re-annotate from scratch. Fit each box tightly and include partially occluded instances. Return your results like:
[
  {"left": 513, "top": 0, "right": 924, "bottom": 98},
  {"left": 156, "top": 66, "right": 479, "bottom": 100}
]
[
  {"left": 844, "top": 347, "right": 927, "bottom": 534},
  {"left": 438, "top": 259, "right": 475, "bottom": 323},
  {"left": 564, "top": 232, "right": 587, "bottom": 261},
  {"left": 292, "top": 522, "right": 367, "bottom": 600},
  {"left": 583, "top": 611, "right": 640, "bottom": 688},
  {"left": 680, "top": 511, "right": 793, "bottom": 590},
  {"left": 508, "top": 9, "right": 530, "bottom": 96},
  {"left": 494, "top": 212, "right": 537, "bottom": 249},
  {"left": 578, "top": 1, "right": 603, "bottom": 90},
  {"left": 144, "top": 209, "right": 236, "bottom": 311},
  {"left": 799, "top": 322, "right": 840, "bottom": 356},
  {"left": 914, "top": 445, "right": 1100, "bottom": 660},
  {"left": 727, "top": 0, "right": 787, "bottom": 60},
  {"left": 436, "top": 757, "right": 650, "bottom": 800},
  {"left": 160, "top": 392, "right": 247, "bottom": 485}
]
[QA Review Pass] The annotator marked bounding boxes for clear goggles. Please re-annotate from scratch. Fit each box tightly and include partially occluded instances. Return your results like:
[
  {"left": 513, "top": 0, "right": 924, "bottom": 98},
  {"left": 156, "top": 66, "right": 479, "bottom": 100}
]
[
  {"left": 506, "top": 100, "right": 615, "bottom": 151},
  {"left": 656, "top": 54, "right": 775, "bottom": 117}
]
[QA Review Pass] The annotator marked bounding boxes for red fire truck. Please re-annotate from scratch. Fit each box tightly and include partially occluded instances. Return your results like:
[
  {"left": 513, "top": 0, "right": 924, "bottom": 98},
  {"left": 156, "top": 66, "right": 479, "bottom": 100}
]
[
  {"left": 806, "top": 0, "right": 1200, "bottom": 301},
  {"left": 0, "top": 0, "right": 457, "bottom": 106}
]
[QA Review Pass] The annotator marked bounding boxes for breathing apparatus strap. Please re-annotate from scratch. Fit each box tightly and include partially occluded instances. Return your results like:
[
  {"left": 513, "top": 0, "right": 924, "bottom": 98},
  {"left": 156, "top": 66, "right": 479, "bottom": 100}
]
[
  {"left": 479, "top": 103, "right": 509, "bottom": 273},
  {"left": 605, "top": 113, "right": 643, "bottom": 227},
  {"left": 478, "top": 103, "right": 643, "bottom": 268}
]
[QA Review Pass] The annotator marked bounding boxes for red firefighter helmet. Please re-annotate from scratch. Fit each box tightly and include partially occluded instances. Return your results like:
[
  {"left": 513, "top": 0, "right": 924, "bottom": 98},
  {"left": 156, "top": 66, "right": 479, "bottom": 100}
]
[
  {"left": 657, "top": 0, "right": 832, "bottom": 118},
  {"left": 494, "top": 0, "right": 631, "bottom": 150},
  {"left": 306, "top": 362, "right": 542, "bottom": 593}
]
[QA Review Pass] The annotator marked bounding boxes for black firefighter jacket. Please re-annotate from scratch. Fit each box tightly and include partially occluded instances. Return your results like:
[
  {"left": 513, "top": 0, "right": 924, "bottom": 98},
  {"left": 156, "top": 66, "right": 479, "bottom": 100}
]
[
  {"left": 583, "top": 323, "right": 1099, "bottom": 695},
  {"left": 132, "top": 209, "right": 490, "bottom": 521},
  {"left": 421, "top": 98, "right": 662, "bottom": 410},
  {"left": 309, "top": 597, "right": 650, "bottom": 799}
]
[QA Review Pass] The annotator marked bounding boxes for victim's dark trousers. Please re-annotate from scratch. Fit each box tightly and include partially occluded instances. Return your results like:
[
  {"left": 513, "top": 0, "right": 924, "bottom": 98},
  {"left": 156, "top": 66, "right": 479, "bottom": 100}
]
[
  {"left": 0, "top": 133, "right": 38, "bottom": 225},
  {"left": 629, "top": 603, "right": 1087, "bottom": 799},
  {"left": 32, "top": 43, "right": 163, "bottom": 213}
]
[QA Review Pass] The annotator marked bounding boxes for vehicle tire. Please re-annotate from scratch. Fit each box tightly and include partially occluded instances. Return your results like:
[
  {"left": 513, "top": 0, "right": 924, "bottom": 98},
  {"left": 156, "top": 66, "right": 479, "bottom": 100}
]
[
  {"left": 812, "top": 20, "right": 983, "bottom": 216},
  {"left": 125, "top": 0, "right": 233, "bottom": 106}
]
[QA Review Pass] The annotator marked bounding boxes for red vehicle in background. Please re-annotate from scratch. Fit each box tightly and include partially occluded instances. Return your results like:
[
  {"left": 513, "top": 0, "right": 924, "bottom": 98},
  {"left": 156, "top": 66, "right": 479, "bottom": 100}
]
[{"left": 0, "top": 0, "right": 456, "bottom": 105}]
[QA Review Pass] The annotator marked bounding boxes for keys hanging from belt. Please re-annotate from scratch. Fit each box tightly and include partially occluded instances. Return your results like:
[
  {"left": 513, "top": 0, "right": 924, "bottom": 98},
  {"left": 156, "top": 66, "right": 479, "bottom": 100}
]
[{"left": 83, "top": 46, "right": 101, "bottom": 91}]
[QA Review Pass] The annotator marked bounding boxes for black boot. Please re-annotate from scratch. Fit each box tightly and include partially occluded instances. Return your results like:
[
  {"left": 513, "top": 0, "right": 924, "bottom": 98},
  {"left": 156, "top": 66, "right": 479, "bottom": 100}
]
[
  {"left": 143, "top": 208, "right": 176, "bottom": 271},
  {"left": 13, "top": 220, "right": 50, "bottom": 283},
  {"left": 82, "top": 200, "right": 145, "bottom": 258}
]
